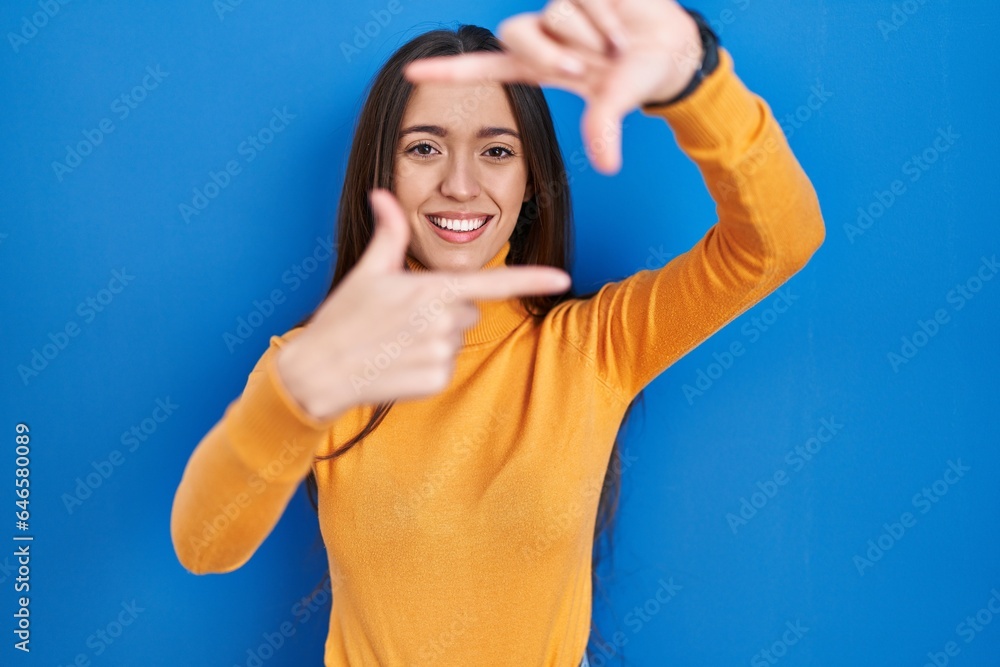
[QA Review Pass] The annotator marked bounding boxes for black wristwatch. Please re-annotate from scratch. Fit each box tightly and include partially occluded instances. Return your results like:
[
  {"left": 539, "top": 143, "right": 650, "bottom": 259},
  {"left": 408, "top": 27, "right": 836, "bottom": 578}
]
[{"left": 643, "top": 7, "right": 720, "bottom": 107}]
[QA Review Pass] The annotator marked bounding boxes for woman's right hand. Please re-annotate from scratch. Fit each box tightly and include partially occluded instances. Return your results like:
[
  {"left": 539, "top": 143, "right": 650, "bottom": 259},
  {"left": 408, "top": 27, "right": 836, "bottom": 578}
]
[{"left": 275, "top": 188, "right": 572, "bottom": 422}]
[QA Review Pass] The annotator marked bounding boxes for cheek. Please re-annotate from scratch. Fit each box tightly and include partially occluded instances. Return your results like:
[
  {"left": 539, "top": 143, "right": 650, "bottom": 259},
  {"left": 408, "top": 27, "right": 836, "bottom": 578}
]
[
  {"left": 490, "top": 164, "right": 528, "bottom": 195},
  {"left": 394, "top": 166, "right": 437, "bottom": 205},
  {"left": 498, "top": 173, "right": 530, "bottom": 209}
]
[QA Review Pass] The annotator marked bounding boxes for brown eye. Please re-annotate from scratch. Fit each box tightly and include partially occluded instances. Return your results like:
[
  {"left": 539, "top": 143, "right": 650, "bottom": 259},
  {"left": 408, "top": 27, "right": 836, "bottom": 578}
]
[
  {"left": 485, "top": 146, "right": 515, "bottom": 161},
  {"left": 407, "top": 142, "right": 438, "bottom": 158}
]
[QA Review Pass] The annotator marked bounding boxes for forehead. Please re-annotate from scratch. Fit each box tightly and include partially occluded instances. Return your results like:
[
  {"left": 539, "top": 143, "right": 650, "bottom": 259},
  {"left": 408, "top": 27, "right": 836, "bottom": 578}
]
[{"left": 402, "top": 81, "right": 517, "bottom": 130}]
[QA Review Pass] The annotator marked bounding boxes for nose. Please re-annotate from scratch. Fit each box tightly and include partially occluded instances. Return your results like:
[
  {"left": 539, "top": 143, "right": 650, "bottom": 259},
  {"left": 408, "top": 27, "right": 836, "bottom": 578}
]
[{"left": 439, "top": 152, "right": 481, "bottom": 201}]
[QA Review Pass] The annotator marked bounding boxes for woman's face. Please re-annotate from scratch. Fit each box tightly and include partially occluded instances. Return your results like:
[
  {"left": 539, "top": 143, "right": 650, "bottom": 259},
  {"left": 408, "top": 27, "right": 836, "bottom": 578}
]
[{"left": 393, "top": 81, "right": 533, "bottom": 273}]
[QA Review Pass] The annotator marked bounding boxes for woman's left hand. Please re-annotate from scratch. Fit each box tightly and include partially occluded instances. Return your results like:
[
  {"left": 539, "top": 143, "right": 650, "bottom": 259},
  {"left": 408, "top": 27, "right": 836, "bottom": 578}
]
[{"left": 403, "top": 0, "right": 703, "bottom": 175}]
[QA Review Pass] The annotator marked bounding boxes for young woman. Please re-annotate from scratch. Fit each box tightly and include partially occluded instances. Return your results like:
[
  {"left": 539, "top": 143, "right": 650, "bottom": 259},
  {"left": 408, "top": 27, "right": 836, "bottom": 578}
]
[{"left": 171, "top": 1, "right": 825, "bottom": 665}]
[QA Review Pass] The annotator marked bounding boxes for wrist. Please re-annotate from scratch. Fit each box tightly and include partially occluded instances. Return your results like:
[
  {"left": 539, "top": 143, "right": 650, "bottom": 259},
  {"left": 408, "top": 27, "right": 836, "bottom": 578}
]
[
  {"left": 275, "top": 337, "right": 349, "bottom": 423},
  {"left": 642, "top": 7, "right": 720, "bottom": 108}
]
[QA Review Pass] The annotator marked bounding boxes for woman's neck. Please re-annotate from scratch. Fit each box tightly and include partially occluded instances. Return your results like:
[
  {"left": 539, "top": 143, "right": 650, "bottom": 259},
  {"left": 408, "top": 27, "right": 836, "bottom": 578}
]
[{"left": 404, "top": 241, "right": 529, "bottom": 346}]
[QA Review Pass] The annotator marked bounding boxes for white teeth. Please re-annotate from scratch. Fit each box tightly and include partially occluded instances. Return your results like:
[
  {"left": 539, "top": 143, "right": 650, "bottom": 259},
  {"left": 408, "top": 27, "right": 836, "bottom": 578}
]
[{"left": 428, "top": 215, "right": 488, "bottom": 232}]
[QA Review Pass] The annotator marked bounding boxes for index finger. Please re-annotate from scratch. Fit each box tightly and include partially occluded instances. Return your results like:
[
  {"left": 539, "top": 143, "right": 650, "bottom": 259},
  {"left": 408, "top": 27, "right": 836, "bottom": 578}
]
[
  {"left": 437, "top": 265, "right": 572, "bottom": 301},
  {"left": 566, "top": 0, "right": 629, "bottom": 54},
  {"left": 403, "top": 52, "right": 535, "bottom": 84}
]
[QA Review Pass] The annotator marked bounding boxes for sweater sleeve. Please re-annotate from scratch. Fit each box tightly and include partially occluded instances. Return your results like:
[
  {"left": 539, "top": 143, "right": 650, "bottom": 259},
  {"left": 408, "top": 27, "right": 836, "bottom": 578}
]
[
  {"left": 552, "top": 47, "right": 826, "bottom": 403},
  {"left": 170, "top": 326, "right": 337, "bottom": 575}
]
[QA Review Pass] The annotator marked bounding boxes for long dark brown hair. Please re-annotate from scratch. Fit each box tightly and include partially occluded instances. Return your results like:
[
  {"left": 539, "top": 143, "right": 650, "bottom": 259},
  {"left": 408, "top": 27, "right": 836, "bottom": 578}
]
[{"left": 295, "top": 24, "right": 644, "bottom": 662}]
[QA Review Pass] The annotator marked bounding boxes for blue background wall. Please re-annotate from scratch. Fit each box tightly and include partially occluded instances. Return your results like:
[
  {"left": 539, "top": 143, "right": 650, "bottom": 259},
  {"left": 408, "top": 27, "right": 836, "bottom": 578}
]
[{"left": 3, "top": 1, "right": 997, "bottom": 665}]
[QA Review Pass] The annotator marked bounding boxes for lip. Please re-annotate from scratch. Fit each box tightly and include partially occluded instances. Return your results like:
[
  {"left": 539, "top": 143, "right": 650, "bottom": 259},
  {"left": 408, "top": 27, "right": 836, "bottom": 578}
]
[{"left": 424, "top": 213, "right": 494, "bottom": 244}]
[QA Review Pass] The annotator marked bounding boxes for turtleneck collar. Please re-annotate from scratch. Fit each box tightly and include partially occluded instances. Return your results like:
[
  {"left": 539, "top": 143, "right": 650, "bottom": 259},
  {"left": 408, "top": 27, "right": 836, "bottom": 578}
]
[{"left": 404, "top": 240, "right": 531, "bottom": 346}]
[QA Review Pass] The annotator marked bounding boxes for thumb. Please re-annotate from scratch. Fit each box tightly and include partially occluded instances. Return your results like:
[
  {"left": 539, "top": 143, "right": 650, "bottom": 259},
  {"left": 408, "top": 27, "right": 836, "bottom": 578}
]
[
  {"left": 582, "top": 103, "right": 624, "bottom": 175},
  {"left": 582, "top": 69, "right": 645, "bottom": 175},
  {"left": 356, "top": 188, "right": 411, "bottom": 275}
]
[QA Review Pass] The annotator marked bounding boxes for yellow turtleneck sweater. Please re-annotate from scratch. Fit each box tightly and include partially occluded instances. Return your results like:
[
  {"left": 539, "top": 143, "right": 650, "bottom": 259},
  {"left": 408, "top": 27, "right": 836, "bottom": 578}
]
[{"left": 170, "top": 47, "right": 825, "bottom": 666}]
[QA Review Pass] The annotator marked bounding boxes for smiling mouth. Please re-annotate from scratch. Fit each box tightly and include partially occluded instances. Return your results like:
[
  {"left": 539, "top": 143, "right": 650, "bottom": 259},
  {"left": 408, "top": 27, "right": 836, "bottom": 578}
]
[{"left": 426, "top": 214, "right": 492, "bottom": 232}]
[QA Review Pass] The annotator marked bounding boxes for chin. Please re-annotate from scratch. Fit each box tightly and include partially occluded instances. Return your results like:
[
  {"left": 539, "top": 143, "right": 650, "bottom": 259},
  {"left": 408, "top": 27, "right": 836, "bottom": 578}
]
[{"left": 437, "top": 254, "right": 482, "bottom": 272}]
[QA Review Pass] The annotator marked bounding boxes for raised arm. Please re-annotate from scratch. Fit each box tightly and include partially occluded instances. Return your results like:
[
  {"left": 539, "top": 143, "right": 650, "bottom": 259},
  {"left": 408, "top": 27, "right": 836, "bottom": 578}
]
[
  {"left": 551, "top": 46, "right": 826, "bottom": 402},
  {"left": 170, "top": 190, "right": 573, "bottom": 574},
  {"left": 170, "top": 327, "right": 336, "bottom": 574},
  {"left": 399, "top": 2, "right": 826, "bottom": 403}
]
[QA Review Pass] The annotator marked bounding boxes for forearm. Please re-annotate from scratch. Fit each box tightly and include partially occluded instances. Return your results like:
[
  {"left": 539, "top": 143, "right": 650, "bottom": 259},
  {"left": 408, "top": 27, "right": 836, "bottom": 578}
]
[
  {"left": 643, "top": 46, "right": 826, "bottom": 278},
  {"left": 170, "top": 332, "right": 338, "bottom": 574},
  {"left": 563, "top": 46, "right": 826, "bottom": 401},
  {"left": 170, "top": 417, "right": 313, "bottom": 574}
]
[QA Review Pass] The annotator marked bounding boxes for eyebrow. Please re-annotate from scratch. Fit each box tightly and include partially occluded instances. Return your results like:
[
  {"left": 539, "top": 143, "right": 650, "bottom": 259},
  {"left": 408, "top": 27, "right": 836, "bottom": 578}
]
[{"left": 399, "top": 124, "right": 521, "bottom": 141}]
